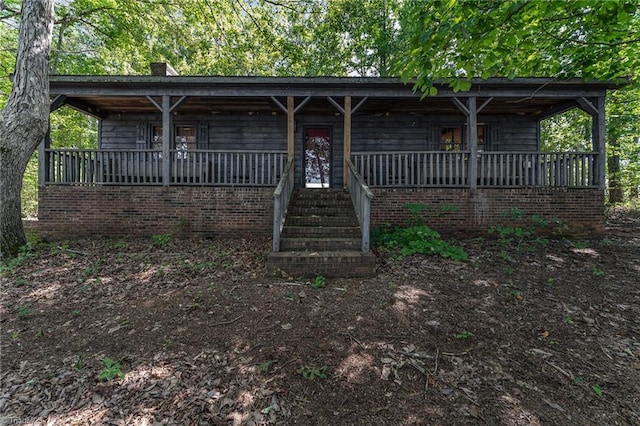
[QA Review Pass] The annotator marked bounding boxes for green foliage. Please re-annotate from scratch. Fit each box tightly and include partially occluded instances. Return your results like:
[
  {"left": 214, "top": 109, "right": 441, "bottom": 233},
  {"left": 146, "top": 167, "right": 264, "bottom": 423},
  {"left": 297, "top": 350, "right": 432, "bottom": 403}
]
[
  {"left": 372, "top": 203, "right": 466, "bottom": 260},
  {"left": 310, "top": 274, "right": 327, "bottom": 289},
  {"left": 260, "top": 360, "right": 276, "bottom": 373},
  {"left": 592, "top": 384, "right": 604, "bottom": 396},
  {"left": 150, "top": 234, "right": 171, "bottom": 249},
  {"left": 17, "top": 304, "right": 34, "bottom": 318},
  {"left": 455, "top": 330, "right": 473, "bottom": 339},
  {"left": 373, "top": 224, "right": 468, "bottom": 261},
  {"left": 98, "top": 357, "right": 125, "bottom": 381},
  {"left": 0, "top": 242, "right": 36, "bottom": 275},
  {"left": 398, "top": 0, "right": 640, "bottom": 93},
  {"left": 298, "top": 365, "right": 328, "bottom": 380},
  {"left": 75, "top": 354, "right": 84, "bottom": 370},
  {"left": 591, "top": 266, "right": 606, "bottom": 277},
  {"left": 489, "top": 208, "right": 566, "bottom": 248}
]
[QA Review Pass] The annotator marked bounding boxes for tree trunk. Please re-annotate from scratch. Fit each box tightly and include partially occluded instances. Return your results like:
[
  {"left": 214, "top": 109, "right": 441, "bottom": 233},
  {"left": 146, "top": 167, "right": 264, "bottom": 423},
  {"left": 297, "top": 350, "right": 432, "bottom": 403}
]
[{"left": 0, "top": 0, "right": 54, "bottom": 259}]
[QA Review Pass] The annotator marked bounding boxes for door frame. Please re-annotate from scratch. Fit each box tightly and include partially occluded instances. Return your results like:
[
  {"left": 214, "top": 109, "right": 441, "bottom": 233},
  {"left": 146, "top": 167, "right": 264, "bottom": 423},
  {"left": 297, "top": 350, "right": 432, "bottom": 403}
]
[{"left": 302, "top": 126, "right": 333, "bottom": 188}]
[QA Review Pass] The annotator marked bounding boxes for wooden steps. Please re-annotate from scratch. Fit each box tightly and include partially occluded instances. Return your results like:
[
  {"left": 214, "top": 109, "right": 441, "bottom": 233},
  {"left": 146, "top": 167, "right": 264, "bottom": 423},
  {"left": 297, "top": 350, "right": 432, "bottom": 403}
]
[{"left": 268, "top": 188, "right": 376, "bottom": 278}]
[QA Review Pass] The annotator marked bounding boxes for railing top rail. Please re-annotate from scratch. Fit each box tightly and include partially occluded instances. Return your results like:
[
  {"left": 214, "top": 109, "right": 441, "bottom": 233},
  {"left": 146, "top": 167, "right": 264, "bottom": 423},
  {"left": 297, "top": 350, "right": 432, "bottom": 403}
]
[
  {"left": 346, "top": 158, "right": 374, "bottom": 199},
  {"left": 352, "top": 151, "right": 470, "bottom": 155},
  {"left": 478, "top": 151, "right": 597, "bottom": 155},
  {"left": 273, "top": 158, "right": 294, "bottom": 197},
  {"left": 46, "top": 148, "right": 288, "bottom": 154}
]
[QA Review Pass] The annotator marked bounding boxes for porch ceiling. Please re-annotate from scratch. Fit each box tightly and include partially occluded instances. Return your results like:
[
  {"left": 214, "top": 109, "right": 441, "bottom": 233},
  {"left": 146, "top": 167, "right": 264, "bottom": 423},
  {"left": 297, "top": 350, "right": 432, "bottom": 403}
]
[
  {"left": 56, "top": 94, "right": 582, "bottom": 118},
  {"left": 50, "top": 75, "right": 619, "bottom": 119}
]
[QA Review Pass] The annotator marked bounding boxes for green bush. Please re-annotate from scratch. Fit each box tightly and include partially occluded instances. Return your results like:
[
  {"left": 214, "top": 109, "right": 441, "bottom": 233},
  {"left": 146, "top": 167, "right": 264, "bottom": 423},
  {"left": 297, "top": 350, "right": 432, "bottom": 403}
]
[{"left": 372, "top": 224, "right": 468, "bottom": 261}]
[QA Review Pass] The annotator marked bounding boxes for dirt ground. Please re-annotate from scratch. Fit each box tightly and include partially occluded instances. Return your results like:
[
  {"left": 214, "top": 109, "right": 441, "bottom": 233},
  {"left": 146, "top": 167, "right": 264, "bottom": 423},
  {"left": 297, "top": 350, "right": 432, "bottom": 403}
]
[{"left": 1, "top": 209, "right": 639, "bottom": 425}]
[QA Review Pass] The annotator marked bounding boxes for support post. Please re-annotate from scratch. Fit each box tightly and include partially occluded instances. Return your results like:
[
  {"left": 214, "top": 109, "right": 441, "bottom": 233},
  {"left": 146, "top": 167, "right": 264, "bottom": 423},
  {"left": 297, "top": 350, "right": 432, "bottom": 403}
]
[
  {"left": 343, "top": 96, "right": 352, "bottom": 187},
  {"left": 468, "top": 97, "right": 478, "bottom": 189},
  {"left": 593, "top": 96, "right": 606, "bottom": 189},
  {"left": 287, "top": 96, "right": 295, "bottom": 174},
  {"left": 162, "top": 95, "right": 171, "bottom": 186},
  {"left": 37, "top": 129, "right": 50, "bottom": 186}
]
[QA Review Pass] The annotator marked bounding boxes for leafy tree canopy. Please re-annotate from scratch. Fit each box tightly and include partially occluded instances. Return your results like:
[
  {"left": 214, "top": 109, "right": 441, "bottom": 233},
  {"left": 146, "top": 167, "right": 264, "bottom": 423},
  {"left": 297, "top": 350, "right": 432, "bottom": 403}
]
[{"left": 397, "top": 0, "right": 640, "bottom": 94}]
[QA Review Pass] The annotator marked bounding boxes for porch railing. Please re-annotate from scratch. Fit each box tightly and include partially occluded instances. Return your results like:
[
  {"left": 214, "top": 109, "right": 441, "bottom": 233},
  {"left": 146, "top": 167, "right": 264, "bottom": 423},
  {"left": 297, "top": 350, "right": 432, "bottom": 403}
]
[
  {"left": 272, "top": 158, "right": 294, "bottom": 252},
  {"left": 478, "top": 152, "right": 597, "bottom": 187},
  {"left": 43, "top": 149, "right": 287, "bottom": 186},
  {"left": 352, "top": 151, "right": 598, "bottom": 188},
  {"left": 347, "top": 158, "right": 374, "bottom": 252},
  {"left": 352, "top": 151, "right": 470, "bottom": 187}
]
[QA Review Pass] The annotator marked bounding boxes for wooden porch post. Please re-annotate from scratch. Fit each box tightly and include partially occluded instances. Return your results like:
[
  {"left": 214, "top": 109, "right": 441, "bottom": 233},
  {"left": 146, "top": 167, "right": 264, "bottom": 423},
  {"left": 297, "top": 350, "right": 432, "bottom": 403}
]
[
  {"left": 343, "top": 96, "right": 352, "bottom": 187},
  {"left": 37, "top": 129, "right": 50, "bottom": 186},
  {"left": 594, "top": 96, "right": 606, "bottom": 190},
  {"left": 287, "top": 96, "right": 295, "bottom": 175},
  {"left": 453, "top": 96, "right": 478, "bottom": 189},
  {"left": 162, "top": 95, "right": 171, "bottom": 186},
  {"left": 468, "top": 97, "right": 478, "bottom": 189}
]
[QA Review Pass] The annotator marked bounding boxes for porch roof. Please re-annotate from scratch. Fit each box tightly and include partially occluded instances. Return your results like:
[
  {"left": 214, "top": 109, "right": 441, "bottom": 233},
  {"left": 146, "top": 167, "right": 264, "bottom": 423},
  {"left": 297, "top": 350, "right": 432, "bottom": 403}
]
[{"left": 49, "top": 76, "right": 621, "bottom": 119}]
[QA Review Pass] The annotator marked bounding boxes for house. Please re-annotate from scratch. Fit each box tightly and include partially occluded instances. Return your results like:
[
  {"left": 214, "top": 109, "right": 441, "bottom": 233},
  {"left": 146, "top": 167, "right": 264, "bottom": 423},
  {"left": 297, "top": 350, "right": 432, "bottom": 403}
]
[{"left": 38, "top": 66, "right": 617, "bottom": 275}]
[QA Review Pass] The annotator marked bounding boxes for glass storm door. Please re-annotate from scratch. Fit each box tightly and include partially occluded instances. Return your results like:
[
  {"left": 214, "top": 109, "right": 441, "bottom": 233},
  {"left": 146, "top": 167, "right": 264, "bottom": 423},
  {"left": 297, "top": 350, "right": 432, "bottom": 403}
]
[{"left": 304, "top": 128, "right": 331, "bottom": 188}]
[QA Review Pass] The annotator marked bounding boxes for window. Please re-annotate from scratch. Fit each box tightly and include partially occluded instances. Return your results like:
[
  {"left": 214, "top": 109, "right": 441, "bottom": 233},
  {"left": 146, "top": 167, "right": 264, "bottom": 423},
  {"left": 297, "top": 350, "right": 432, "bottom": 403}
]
[
  {"left": 174, "top": 126, "right": 196, "bottom": 159},
  {"left": 440, "top": 127, "right": 463, "bottom": 151},
  {"left": 150, "top": 125, "right": 196, "bottom": 159},
  {"left": 439, "top": 125, "right": 487, "bottom": 151}
]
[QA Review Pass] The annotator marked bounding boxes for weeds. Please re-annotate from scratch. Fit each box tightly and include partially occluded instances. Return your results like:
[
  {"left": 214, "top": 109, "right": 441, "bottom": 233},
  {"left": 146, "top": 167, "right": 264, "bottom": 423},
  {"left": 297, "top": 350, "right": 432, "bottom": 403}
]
[
  {"left": 592, "top": 384, "right": 603, "bottom": 396},
  {"left": 591, "top": 266, "right": 605, "bottom": 277},
  {"left": 151, "top": 234, "right": 171, "bottom": 249},
  {"left": 455, "top": 330, "right": 473, "bottom": 339},
  {"left": 75, "top": 354, "right": 84, "bottom": 370},
  {"left": 489, "top": 208, "right": 566, "bottom": 249},
  {"left": 298, "top": 365, "right": 328, "bottom": 380},
  {"left": 98, "top": 357, "right": 125, "bottom": 381},
  {"left": 372, "top": 203, "right": 467, "bottom": 260},
  {"left": 373, "top": 218, "right": 467, "bottom": 261},
  {"left": 260, "top": 360, "right": 277, "bottom": 373},
  {"left": 310, "top": 274, "right": 327, "bottom": 289},
  {"left": 0, "top": 242, "right": 36, "bottom": 275},
  {"left": 17, "top": 304, "right": 34, "bottom": 318}
]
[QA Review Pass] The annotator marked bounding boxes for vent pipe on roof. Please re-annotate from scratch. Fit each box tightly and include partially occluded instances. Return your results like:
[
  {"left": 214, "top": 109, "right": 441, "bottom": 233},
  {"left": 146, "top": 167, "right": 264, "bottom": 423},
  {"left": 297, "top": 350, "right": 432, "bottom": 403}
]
[{"left": 150, "top": 62, "right": 179, "bottom": 76}]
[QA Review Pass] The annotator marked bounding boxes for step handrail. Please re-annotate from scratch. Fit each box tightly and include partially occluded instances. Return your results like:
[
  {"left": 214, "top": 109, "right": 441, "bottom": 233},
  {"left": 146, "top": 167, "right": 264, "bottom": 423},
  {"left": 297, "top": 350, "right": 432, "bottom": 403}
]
[
  {"left": 272, "top": 158, "right": 294, "bottom": 252},
  {"left": 346, "top": 158, "right": 374, "bottom": 252}
]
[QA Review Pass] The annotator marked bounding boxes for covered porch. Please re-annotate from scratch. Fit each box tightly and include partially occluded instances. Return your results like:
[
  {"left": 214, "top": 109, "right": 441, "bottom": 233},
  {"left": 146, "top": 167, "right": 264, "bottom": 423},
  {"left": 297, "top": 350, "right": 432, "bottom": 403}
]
[{"left": 38, "top": 74, "right": 614, "bottom": 246}]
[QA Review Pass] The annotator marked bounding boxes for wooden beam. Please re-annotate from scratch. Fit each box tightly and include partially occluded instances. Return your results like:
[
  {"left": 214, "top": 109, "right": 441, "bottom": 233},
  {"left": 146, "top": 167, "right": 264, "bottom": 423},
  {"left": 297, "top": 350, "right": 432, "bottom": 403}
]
[
  {"left": 452, "top": 97, "right": 469, "bottom": 116},
  {"left": 593, "top": 96, "right": 606, "bottom": 189},
  {"left": 162, "top": 95, "right": 171, "bottom": 186},
  {"left": 294, "top": 96, "right": 312, "bottom": 114},
  {"left": 270, "top": 96, "right": 287, "bottom": 113},
  {"left": 287, "top": 96, "right": 295, "bottom": 160},
  {"left": 146, "top": 95, "right": 162, "bottom": 111},
  {"left": 577, "top": 97, "right": 599, "bottom": 116},
  {"left": 169, "top": 96, "right": 188, "bottom": 112},
  {"left": 477, "top": 97, "right": 494, "bottom": 113},
  {"left": 327, "top": 96, "right": 345, "bottom": 115},
  {"left": 352, "top": 96, "right": 369, "bottom": 114},
  {"left": 534, "top": 100, "right": 579, "bottom": 121},
  {"left": 63, "top": 98, "right": 106, "bottom": 119},
  {"left": 50, "top": 95, "right": 67, "bottom": 112},
  {"left": 343, "top": 96, "right": 352, "bottom": 187},
  {"left": 467, "top": 97, "right": 478, "bottom": 190}
]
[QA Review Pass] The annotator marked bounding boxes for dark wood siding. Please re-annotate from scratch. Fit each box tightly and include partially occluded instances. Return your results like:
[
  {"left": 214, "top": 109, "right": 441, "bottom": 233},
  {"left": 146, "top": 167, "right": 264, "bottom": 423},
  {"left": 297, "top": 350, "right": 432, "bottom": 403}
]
[
  {"left": 99, "top": 112, "right": 540, "bottom": 188},
  {"left": 100, "top": 114, "right": 288, "bottom": 151}
]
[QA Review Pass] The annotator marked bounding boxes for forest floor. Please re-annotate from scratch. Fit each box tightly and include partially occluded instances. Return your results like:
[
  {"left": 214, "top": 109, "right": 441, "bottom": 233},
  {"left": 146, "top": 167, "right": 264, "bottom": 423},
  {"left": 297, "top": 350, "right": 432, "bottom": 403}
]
[{"left": 1, "top": 209, "right": 639, "bottom": 425}]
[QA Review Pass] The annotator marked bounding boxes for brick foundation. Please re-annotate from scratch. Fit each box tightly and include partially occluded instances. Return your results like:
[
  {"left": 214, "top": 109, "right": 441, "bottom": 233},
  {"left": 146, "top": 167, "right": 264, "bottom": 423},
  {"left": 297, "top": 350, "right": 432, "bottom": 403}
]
[
  {"left": 36, "top": 186, "right": 605, "bottom": 240},
  {"left": 370, "top": 187, "right": 605, "bottom": 238},
  {"left": 37, "top": 186, "right": 274, "bottom": 239}
]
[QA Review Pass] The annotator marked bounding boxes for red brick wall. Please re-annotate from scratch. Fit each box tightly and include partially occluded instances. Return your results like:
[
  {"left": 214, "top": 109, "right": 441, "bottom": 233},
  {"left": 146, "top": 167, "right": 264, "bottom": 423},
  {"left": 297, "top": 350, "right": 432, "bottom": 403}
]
[
  {"left": 37, "top": 186, "right": 605, "bottom": 240},
  {"left": 370, "top": 188, "right": 605, "bottom": 237},
  {"left": 38, "top": 186, "right": 274, "bottom": 239}
]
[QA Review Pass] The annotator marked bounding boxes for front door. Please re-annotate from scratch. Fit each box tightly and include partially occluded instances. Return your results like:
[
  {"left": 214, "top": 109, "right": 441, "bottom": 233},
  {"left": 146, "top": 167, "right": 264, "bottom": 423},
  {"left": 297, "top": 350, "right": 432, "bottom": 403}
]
[{"left": 304, "top": 128, "right": 331, "bottom": 188}]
